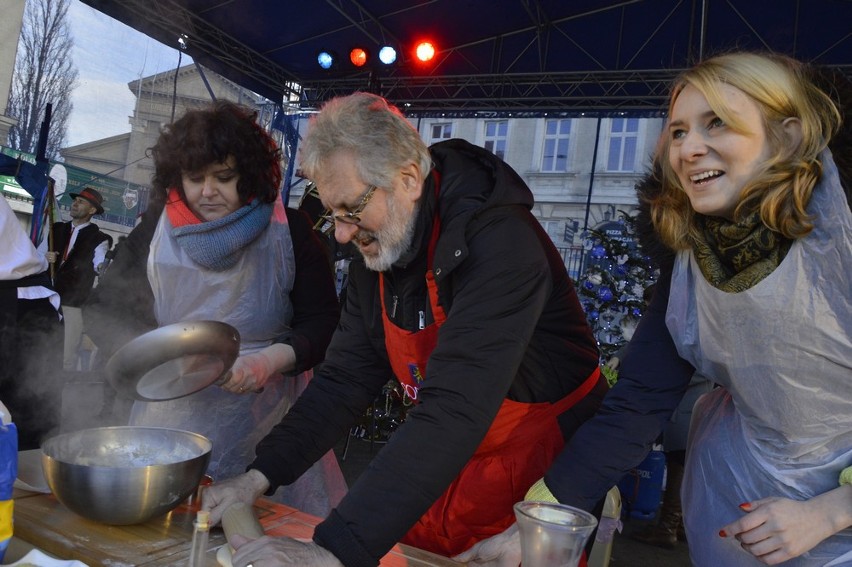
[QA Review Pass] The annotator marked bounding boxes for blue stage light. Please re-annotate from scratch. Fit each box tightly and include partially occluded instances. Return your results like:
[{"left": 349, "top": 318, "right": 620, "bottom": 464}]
[
  {"left": 317, "top": 51, "right": 335, "bottom": 70},
  {"left": 378, "top": 46, "right": 397, "bottom": 65}
]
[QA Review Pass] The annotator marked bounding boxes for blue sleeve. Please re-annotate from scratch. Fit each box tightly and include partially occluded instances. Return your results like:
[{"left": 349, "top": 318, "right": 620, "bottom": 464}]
[{"left": 545, "top": 265, "right": 695, "bottom": 512}]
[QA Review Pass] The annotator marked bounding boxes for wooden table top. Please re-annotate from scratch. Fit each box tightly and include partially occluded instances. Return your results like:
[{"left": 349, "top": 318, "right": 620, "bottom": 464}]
[{"left": 11, "top": 488, "right": 458, "bottom": 566}]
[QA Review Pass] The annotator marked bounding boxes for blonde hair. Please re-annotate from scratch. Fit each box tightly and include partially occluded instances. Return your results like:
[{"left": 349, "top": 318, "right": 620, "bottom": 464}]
[
  {"left": 652, "top": 52, "right": 841, "bottom": 249},
  {"left": 299, "top": 92, "right": 432, "bottom": 190}
]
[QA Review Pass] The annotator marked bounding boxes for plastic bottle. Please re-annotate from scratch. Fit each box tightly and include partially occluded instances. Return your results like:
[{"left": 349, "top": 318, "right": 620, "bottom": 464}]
[
  {"left": 187, "top": 510, "right": 210, "bottom": 567},
  {"left": 0, "top": 403, "right": 17, "bottom": 564}
]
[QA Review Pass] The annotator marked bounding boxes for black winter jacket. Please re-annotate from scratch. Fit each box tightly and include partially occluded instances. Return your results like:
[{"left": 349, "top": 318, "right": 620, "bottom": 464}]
[{"left": 251, "top": 139, "right": 605, "bottom": 566}]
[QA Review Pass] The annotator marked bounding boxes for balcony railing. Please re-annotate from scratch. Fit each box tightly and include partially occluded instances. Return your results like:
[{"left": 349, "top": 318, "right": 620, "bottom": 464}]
[{"left": 555, "top": 245, "right": 586, "bottom": 281}]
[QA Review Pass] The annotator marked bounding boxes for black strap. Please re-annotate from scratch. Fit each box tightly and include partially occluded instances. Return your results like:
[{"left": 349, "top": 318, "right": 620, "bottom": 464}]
[{"left": 0, "top": 270, "right": 53, "bottom": 290}]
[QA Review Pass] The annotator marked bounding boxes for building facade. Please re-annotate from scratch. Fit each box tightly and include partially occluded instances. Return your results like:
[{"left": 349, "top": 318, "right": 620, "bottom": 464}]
[{"left": 414, "top": 112, "right": 663, "bottom": 241}]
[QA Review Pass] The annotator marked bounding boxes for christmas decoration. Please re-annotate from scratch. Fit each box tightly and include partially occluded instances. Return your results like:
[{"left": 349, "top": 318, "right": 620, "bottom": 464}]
[{"left": 576, "top": 211, "right": 658, "bottom": 364}]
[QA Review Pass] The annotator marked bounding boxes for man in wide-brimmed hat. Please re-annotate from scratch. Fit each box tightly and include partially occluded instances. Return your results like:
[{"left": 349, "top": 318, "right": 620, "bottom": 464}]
[
  {"left": 68, "top": 186, "right": 105, "bottom": 215},
  {"left": 38, "top": 187, "right": 111, "bottom": 370}
]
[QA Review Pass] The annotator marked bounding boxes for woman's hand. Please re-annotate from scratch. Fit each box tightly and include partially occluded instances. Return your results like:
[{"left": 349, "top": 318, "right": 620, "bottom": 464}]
[
  {"left": 720, "top": 486, "right": 852, "bottom": 565},
  {"left": 452, "top": 523, "right": 521, "bottom": 566},
  {"left": 230, "top": 534, "right": 344, "bottom": 567},
  {"left": 222, "top": 344, "right": 297, "bottom": 393},
  {"left": 202, "top": 469, "right": 270, "bottom": 526}
]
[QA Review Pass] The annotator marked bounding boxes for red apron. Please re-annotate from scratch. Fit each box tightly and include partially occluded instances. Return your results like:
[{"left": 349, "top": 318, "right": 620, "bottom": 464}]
[{"left": 379, "top": 177, "right": 599, "bottom": 562}]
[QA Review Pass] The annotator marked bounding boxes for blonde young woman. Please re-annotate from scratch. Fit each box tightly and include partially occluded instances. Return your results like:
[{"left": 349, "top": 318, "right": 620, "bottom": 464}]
[{"left": 458, "top": 52, "right": 852, "bottom": 567}]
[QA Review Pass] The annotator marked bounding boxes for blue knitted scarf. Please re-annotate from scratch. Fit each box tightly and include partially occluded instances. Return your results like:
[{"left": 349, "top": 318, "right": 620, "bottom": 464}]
[{"left": 171, "top": 200, "right": 273, "bottom": 271}]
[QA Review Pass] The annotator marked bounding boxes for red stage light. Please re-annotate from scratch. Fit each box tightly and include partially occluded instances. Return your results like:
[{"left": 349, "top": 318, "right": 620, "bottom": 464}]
[
  {"left": 415, "top": 41, "right": 436, "bottom": 63},
  {"left": 350, "top": 48, "right": 368, "bottom": 67}
]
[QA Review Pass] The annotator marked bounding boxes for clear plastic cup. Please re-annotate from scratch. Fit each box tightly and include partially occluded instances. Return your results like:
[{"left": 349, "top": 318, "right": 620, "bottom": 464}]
[{"left": 513, "top": 501, "right": 598, "bottom": 567}]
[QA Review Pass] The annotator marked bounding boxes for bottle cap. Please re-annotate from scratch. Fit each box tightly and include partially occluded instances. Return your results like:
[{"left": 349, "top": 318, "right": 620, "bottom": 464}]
[{"left": 196, "top": 510, "right": 210, "bottom": 529}]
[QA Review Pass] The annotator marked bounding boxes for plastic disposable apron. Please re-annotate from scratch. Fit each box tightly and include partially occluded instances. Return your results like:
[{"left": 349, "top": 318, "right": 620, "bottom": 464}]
[
  {"left": 133, "top": 200, "right": 295, "bottom": 479},
  {"left": 129, "top": 201, "right": 345, "bottom": 517},
  {"left": 381, "top": 180, "right": 600, "bottom": 560},
  {"left": 667, "top": 152, "right": 852, "bottom": 566}
]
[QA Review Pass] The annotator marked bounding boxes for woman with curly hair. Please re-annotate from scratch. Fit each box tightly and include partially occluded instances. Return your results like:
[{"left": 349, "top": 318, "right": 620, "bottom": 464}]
[
  {"left": 458, "top": 51, "right": 851, "bottom": 566},
  {"left": 85, "top": 100, "right": 347, "bottom": 517}
]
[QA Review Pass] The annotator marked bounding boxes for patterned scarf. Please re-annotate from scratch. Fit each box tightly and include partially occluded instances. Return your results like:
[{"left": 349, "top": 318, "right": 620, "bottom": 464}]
[
  {"left": 693, "top": 211, "right": 793, "bottom": 292},
  {"left": 165, "top": 189, "right": 273, "bottom": 271}
]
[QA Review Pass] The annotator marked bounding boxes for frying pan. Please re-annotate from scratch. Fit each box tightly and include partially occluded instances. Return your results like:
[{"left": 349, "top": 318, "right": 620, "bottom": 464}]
[{"left": 106, "top": 320, "right": 240, "bottom": 402}]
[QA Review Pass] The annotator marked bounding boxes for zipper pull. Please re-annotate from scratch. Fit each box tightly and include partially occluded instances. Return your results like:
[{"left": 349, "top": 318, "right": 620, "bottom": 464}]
[
  {"left": 391, "top": 295, "right": 398, "bottom": 318},
  {"left": 418, "top": 310, "right": 425, "bottom": 330}
]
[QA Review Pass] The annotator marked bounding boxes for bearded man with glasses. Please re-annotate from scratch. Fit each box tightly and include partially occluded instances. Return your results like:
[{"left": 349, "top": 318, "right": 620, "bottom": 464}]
[{"left": 202, "top": 92, "right": 607, "bottom": 567}]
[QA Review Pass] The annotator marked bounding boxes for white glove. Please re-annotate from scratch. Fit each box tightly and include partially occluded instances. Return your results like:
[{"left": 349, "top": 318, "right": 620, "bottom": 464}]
[
  {"left": 222, "top": 351, "right": 276, "bottom": 393},
  {"left": 221, "top": 344, "right": 297, "bottom": 394},
  {"left": 202, "top": 469, "right": 270, "bottom": 526},
  {"left": 452, "top": 523, "right": 522, "bottom": 566}
]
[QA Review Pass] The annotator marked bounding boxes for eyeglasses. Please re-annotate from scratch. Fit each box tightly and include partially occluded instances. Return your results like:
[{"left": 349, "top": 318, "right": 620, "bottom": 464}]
[{"left": 319, "top": 184, "right": 378, "bottom": 228}]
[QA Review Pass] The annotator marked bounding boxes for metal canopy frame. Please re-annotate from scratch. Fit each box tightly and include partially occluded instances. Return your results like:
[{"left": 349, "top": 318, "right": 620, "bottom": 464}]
[
  {"left": 300, "top": 69, "right": 680, "bottom": 115},
  {"left": 80, "top": 0, "right": 852, "bottom": 115},
  {"left": 81, "top": 0, "right": 303, "bottom": 99}
]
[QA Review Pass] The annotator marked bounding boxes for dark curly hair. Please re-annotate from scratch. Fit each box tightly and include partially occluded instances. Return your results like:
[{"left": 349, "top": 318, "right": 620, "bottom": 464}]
[{"left": 149, "top": 100, "right": 282, "bottom": 206}]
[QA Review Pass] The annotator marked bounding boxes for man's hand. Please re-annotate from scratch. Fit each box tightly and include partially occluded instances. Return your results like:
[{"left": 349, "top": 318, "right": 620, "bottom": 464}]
[
  {"left": 202, "top": 469, "right": 271, "bottom": 526},
  {"left": 230, "top": 534, "right": 344, "bottom": 567},
  {"left": 452, "top": 523, "right": 521, "bottom": 566}
]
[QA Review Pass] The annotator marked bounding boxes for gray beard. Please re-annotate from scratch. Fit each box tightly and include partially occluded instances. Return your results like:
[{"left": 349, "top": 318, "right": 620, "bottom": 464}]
[{"left": 361, "top": 199, "right": 420, "bottom": 272}]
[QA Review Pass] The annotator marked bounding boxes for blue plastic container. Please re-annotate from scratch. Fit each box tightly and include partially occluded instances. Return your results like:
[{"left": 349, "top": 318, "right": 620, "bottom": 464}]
[
  {"left": 0, "top": 421, "right": 17, "bottom": 563},
  {"left": 617, "top": 448, "right": 665, "bottom": 520}
]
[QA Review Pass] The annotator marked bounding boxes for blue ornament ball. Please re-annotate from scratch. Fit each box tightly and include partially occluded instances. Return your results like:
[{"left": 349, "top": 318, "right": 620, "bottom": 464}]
[
  {"left": 591, "top": 245, "right": 607, "bottom": 259},
  {"left": 589, "top": 310, "right": 599, "bottom": 320},
  {"left": 583, "top": 280, "right": 595, "bottom": 290},
  {"left": 598, "top": 287, "right": 614, "bottom": 301},
  {"left": 632, "top": 307, "right": 642, "bottom": 316}
]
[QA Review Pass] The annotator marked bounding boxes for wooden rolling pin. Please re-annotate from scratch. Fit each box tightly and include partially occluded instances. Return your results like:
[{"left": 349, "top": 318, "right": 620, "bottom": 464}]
[{"left": 216, "top": 502, "right": 265, "bottom": 567}]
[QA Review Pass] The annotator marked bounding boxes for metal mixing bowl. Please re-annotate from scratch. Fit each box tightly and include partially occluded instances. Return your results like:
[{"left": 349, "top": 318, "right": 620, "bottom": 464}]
[{"left": 41, "top": 426, "right": 212, "bottom": 525}]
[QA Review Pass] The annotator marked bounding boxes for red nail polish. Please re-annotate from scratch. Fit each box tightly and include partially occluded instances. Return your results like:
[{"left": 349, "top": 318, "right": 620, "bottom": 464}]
[
  {"left": 719, "top": 529, "right": 727, "bottom": 538},
  {"left": 738, "top": 502, "right": 751, "bottom": 511}
]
